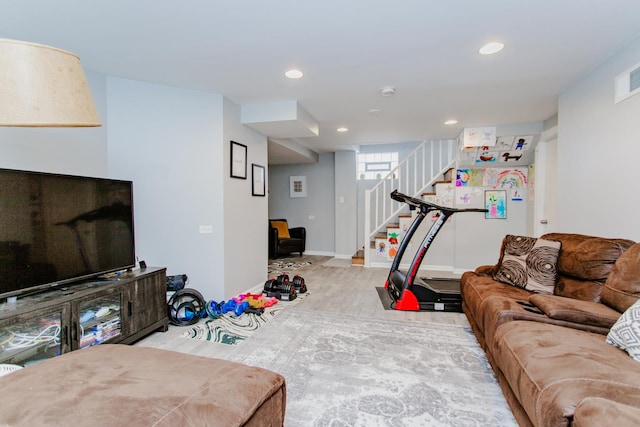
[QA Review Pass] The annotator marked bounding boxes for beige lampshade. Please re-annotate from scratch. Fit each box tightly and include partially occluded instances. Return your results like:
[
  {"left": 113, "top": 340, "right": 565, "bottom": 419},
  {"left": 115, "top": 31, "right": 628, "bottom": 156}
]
[{"left": 0, "top": 38, "right": 101, "bottom": 127}]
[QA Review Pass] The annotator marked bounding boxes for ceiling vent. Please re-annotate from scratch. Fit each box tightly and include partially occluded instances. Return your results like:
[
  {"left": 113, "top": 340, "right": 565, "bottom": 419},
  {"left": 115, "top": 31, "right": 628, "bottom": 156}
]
[{"left": 614, "top": 62, "right": 640, "bottom": 103}]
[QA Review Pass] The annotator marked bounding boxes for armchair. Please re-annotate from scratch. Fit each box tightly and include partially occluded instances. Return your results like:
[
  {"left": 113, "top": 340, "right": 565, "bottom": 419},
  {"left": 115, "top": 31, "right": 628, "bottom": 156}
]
[{"left": 269, "top": 219, "right": 306, "bottom": 258}]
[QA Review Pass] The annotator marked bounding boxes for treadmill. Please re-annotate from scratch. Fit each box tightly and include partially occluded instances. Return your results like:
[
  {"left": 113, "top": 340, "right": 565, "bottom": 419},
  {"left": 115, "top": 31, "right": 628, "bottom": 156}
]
[{"left": 384, "top": 190, "right": 487, "bottom": 311}]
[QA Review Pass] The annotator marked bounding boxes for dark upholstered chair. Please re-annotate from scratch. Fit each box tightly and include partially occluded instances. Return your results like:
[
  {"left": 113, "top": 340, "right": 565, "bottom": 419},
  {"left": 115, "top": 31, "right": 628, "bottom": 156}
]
[{"left": 269, "top": 219, "right": 306, "bottom": 258}]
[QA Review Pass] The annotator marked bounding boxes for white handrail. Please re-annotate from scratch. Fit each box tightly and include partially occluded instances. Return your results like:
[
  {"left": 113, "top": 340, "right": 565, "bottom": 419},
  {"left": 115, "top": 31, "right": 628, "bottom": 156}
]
[{"left": 364, "top": 139, "right": 456, "bottom": 266}]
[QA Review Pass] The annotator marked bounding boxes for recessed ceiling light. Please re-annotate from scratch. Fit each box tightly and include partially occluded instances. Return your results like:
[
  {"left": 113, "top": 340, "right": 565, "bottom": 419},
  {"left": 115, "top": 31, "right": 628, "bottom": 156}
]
[
  {"left": 478, "top": 42, "right": 504, "bottom": 55},
  {"left": 337, "top": 127, "right": 349, "bottom": 133},
  {"left": 444, "top": 119, "right": 458, "bottom": 125},
  {"left": 285, "top": 69, "right": 303, "bottom": 79},
  {"left": 380, "top": 86, "right": 396, "bottom": 96},
  {"left": 369, "top": 108, "right": 381, "bottom": 115}
]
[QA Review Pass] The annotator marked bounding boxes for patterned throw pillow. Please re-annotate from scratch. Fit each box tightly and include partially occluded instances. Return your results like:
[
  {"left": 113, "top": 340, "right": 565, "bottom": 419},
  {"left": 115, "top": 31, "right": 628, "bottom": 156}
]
[
  {"left": 607, "top": 299, "right": 640, "bottom": 362},
  {"left": 493, "top": 235, "right": 561, "bottom": 294}
]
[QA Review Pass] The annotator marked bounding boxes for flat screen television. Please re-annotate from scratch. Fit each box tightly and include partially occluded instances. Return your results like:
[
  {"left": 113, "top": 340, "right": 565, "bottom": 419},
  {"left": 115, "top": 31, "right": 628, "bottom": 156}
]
[{"left": 0, "top": 168, "right": 135, "bottom": 299}]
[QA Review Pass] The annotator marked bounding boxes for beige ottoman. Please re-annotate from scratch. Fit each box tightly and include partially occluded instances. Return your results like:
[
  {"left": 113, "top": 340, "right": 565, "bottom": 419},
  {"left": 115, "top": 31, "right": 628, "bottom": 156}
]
[{"left": 0, "top": 344, "right": 285, "bottom": 426}]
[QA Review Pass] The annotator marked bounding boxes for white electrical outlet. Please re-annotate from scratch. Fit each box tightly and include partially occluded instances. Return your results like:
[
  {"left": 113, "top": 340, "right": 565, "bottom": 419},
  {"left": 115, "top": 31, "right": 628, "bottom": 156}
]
[{"left": 199, "top": 225, "right": 213, "bottom": 234}]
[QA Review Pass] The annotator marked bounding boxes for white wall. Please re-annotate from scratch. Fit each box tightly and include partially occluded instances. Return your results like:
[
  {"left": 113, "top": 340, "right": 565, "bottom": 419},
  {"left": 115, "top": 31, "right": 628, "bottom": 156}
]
[
  {"left": 334, "top": 151, "right": 357, "bottom": 258},
  {"left": 106, "top": 77, "right": 227, "bottom": 300},
  {"left": 0, "top": 69, "right": 108, "bottom": 177},
  {"left": 557, "top": 35, "right": 640, "bottom": 241},
  {"left": 222, "top": 98, "right": 269, "bottom": 297}
]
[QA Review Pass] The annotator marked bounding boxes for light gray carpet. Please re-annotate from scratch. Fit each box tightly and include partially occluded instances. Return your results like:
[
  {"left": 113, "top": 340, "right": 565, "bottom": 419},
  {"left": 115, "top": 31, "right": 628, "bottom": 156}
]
[{"left": 224, "top": 308, "right": 517, "bottom": 426}]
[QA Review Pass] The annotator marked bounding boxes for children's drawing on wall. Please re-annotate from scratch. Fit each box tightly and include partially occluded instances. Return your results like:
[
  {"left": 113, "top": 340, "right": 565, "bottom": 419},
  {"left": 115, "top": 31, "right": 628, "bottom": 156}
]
[
  {"left": 500, "top": 152, "right": 523, "bottom": 162},
  {"left": 495, "top": 136, "right": 515, "bottom": 150},
  {"left": 485, "top": 190, "right": 507, "bottom": 219},
  {"left": 469, "top": 169, "right": 483, "bottom": 186},
  {"left": 456, "top": 187, "right": 481, "bottom": 204},
  {"left": 375, "top": 238, "right": 387, "bottom": 257},
  {"left": 476, "top": 150, "right": 497, "bottom": 163},
  {"left": 496, "top": 168, "right": 528, "bottom": 189},
  {"left": 458, "top": 147, "right": 478, "bottom": 165},
  {"left": 512, "top": 135, "right": 533, "bottom": 151},
  {"left": 511, "top": 189, "right": 524, "bottom": 201},
  {"left": 399, "top": 216, "right": 412, "bottom": 235},
  {"left": 456, "top": 169, "right": 470, "bottom": 186},
  {"left": 529, "top": 164, "right": 536, "bottom": 201},
  {"left": 483, "top": 168, "right": 500, "bottom": 187}
]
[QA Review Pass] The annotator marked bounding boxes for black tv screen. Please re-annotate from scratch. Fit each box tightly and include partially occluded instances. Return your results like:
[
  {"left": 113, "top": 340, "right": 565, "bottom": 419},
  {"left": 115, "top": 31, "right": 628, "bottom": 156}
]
[{"left": 0, "top": 168, "right": 135, "bottom": 299}]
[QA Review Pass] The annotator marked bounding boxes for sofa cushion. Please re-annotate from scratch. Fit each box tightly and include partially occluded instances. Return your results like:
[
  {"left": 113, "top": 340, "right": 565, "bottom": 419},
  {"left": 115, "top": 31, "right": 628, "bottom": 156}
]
[
  {"left": 542, "top": 233, "right": 635, "bottom": 282},
  {"left": 529, "top": 294, "right": 620, "bottom": 329},
  {"left": 601, "top": 243, "right": 640, "bottom": 312},
  {"left": 493, "top": 321, "right": 640, "bottom": 427},
  {"left": 573, "top": 397, "right": 640, "bottom": 427},
  {"left": 492, "top": 235, "right": 561, "bottom": 294},
  {"left": 270, "top": 220, "right": 291, "bottom": 239},
  {"left": 606, "top": 299, "right": 640, "bottom": 362}
]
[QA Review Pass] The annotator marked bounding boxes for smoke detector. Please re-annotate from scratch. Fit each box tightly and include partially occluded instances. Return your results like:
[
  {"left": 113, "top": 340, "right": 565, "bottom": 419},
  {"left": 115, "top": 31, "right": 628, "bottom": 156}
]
[{"left": 380, "top": 86, "right": 396, "bottom": 97}]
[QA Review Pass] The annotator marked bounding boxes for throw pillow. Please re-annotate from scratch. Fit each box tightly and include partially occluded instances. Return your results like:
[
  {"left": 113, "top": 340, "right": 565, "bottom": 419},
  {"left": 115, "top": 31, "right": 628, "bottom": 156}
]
[
  {"left": 493, "top": 235, "right": 561, "bottom": 294},
  {"left": 606, "top": 299, "right": 640, "bottom": 362},
  {"left": 270, "top": 221, "right": 290, "bottom": 239}
]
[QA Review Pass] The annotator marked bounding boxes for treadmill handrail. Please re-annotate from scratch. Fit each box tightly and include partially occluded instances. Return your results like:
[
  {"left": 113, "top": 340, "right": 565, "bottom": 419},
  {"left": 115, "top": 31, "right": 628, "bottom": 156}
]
[{"left": 390, "top": 189, "right": 488, "bottom": 214}]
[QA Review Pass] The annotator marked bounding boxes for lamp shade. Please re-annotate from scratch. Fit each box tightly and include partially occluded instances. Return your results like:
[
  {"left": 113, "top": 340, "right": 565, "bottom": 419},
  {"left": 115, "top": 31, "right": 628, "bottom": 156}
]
[{"left": 0, "top": 38, "right": 101, "bottom": 127}]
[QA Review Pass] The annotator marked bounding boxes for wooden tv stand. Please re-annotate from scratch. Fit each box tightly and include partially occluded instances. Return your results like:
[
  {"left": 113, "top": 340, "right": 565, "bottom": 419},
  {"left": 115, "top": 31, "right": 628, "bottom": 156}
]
[{"left": 0, "top": 267, "right": 168, "bottom": 366}]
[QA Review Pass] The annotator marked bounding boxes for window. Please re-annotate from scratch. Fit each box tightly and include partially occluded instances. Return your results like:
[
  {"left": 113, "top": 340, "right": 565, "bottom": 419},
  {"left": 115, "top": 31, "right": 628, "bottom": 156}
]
[{"left": 357, "top": 152, "right": 399, "bottom": 180}]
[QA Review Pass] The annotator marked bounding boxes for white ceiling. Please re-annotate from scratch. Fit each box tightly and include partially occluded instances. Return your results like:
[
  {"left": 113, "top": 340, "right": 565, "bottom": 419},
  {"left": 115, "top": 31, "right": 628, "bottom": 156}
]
[{"left": 3, "top": 1, "right": 640, "bottom": 164}]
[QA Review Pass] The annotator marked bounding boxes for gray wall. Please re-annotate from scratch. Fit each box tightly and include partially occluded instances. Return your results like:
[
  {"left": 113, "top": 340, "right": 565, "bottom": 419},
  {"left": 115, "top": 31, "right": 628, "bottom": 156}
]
[
  {"left": 556, "top": 35, "right": 640, "bottom": 241},
  {"left": 268, "top": 153, "right": 336, "bottom": 255},
  {"left": 1, "top": 72, "right": 270, "bottom": 301}
]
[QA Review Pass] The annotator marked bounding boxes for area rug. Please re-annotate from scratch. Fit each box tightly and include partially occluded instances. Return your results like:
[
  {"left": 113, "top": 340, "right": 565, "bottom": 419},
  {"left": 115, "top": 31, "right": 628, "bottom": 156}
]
[
  {"left": 225, "top": 309, "right": 517, "bottom": 426},
  {"left": 267, "top": 259, "right": 311, "bottom": 277},
  {"left": 182, "top": 293, "right": 310, "bottom": 345}
]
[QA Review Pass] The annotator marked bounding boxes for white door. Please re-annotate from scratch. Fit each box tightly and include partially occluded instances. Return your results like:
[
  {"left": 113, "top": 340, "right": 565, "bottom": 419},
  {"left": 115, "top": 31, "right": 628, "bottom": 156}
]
[{"left": 534, "top": 126, "right": 558, "bottom": 237}]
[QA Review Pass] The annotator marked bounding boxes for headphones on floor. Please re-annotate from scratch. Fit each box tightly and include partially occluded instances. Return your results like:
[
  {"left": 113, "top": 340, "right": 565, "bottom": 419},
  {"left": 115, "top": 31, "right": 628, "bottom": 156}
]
[{"left": 167, "top": 288, "right": 206, "bottom": 326}]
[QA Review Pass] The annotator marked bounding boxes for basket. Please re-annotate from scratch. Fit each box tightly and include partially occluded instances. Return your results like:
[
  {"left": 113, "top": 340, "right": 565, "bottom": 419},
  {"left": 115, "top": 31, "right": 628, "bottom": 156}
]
[{"left": 0, "top": 364, "right": 23, "bottom": 377}]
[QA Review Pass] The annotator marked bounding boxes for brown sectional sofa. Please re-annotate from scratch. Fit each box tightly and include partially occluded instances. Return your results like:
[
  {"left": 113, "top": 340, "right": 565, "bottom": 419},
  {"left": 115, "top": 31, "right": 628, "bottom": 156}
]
[
  {"left": 0, "top": 344, "right": 286, "bottom": 426},
  {"left": 461, "top": 233, "right": 640, "bottom": 427}
]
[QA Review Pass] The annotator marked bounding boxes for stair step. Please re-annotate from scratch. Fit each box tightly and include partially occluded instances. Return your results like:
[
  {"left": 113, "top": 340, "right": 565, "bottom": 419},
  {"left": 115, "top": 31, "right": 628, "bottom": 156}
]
[
  {"left": 399, "top": 214, "right": 412, "bottom": 218},
  {"left": 351, "top": 250, "right": 364, "bottom": 265},
  {"left": 387, "top": 223, "right": 399, "bottom": 229}
]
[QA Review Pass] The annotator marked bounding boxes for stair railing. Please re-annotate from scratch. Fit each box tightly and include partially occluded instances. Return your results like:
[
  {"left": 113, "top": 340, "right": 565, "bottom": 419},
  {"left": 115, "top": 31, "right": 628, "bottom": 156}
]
[{"left": 364, "top": 139, "right": 456, "bottom": 266}]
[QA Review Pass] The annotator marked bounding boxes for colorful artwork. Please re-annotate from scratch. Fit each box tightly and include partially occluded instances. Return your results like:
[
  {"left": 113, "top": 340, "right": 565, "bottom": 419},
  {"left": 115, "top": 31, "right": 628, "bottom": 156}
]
[
  {"left": 456, "top": 169, "right": 470, "bottom": 186},
  {"left": 468, "top": 169, "right": 483, "bottom": 187},
  {"left": 476, "top": 150, "right": 497, "bottom": 163},
  {"left": 483, "top": 168, "right": 500, "bottom": 187},
  {"left": 375, "top": 238, "right": 387, "bottom": 257},
  {"left": 511, "top": 189, "right": 524, "bottom": 201},
  {"left": 485, "top": 190, "right": 507, "bottom": 219},
  {"left": 495, "top": 136, "right": 515, "bottom": 150},
  {"left": 512, "top": 135, "right": 533, "bottom": 151},
  {"left": 496, "top": 168, "right": 528, "bottom": 188}
]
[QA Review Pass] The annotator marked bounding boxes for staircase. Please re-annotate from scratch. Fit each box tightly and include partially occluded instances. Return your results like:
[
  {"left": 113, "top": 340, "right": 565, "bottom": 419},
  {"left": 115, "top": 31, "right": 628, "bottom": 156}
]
[{"left": 352, "top": 139, "right": 457, "bottom": 267}]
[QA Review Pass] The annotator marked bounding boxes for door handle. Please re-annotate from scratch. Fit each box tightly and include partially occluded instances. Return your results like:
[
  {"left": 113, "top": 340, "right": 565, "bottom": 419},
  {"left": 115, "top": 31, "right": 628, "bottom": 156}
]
[{"left": 540, "top": 220, "right": 548, "bottom": 224}]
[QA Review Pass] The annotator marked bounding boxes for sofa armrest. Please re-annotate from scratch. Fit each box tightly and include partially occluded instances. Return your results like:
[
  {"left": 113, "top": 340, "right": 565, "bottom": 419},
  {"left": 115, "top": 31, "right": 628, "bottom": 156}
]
[
  {"left": 289, "top": 227, "right": 305, "bottom": 240},
  {"left": 528, "top": 294, "right": 620, "bottom": 329},
  {"left": 475, "top": 264, "right": 498, "bottom": 277}
]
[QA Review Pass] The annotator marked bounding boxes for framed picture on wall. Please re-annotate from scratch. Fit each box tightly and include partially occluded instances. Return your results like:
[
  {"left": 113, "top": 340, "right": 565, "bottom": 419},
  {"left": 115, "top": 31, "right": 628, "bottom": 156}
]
[
  {"left": 485, "top": 190, "right": 507, "bottom": 219},
  {"left": 290, "top": 175, "right": 307, "bottom": 198},
  {"left": 252, "top": 164, "right": 265, "bottom": 196},
  {"left": 230, "top": 141, "right": 247, "bottom": 179}
]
